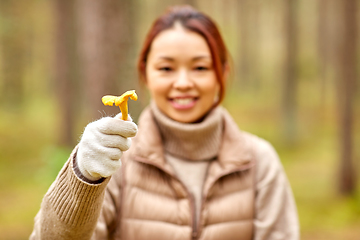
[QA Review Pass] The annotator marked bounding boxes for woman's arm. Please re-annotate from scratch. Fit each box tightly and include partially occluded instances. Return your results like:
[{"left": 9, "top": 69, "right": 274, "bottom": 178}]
[
  {"left": 253, "top": 138, "right": 299, "bottom": 240},
  {"left": 30, "top": 114, "right": 136, "bottom": 239},
  {"left": 30, "top": 148, "right": 111, "bottom": 240}
]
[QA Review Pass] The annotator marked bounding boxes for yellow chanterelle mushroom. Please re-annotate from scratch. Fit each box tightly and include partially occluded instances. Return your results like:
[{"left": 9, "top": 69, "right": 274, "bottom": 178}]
[{"left": 102, "top": 90, "right": 138, "bottom": 121}]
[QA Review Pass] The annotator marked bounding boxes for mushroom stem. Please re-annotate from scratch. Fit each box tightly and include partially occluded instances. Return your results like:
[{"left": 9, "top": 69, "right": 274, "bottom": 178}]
[{"left": 101, "top": 90, "right": 138, "bottom": 120}]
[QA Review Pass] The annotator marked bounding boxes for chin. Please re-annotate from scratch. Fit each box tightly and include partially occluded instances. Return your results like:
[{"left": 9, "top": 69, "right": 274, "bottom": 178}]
[{"left": 169, "top": 111, "right": 205, "bottom": 123}]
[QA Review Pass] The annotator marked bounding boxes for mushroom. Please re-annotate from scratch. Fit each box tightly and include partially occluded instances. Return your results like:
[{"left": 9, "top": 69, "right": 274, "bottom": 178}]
[{"left": 102, "top": 90, "right": 138, "bottom": 121}]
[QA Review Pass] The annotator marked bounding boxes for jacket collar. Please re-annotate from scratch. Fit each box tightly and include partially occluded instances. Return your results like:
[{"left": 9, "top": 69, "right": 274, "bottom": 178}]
[{"left": 129, "top": 106, "right": 254, "bottom": 177}]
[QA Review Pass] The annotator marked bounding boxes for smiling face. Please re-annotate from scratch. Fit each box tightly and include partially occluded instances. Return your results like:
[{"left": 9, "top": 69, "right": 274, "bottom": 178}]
[{"left": 146, "top": 23, "right": 219, "bottom": 123}]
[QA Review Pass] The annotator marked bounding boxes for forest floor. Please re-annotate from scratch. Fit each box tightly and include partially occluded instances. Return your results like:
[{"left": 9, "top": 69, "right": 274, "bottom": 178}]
[{"left": 0, "top": 93, "right": 359, "bottom": 240}]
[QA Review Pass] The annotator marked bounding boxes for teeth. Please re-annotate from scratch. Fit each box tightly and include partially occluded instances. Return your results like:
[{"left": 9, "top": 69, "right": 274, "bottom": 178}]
[{"left": 173, "top": 98, "right": 193, "bottom": 105}]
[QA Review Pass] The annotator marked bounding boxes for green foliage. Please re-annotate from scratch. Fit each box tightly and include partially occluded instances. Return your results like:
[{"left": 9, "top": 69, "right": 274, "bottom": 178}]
[
  {"left": 36, "top": 145, "right": 72, "bottom": 183},
  {"left": 0, "top": 97, "right": 72, "bottom": 239}
]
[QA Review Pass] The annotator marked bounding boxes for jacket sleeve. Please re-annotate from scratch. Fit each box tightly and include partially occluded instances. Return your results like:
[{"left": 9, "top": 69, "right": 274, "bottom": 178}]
[
  {"left": 29, "top": 147, "right": 121, "bottom": 240},
  {"left": 253, "top": 138, "right": 300, "bottom": 240}
]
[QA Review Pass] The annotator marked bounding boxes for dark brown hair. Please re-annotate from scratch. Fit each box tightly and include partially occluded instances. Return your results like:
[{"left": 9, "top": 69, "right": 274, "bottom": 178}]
[{"left": 137, "top": 5, "right": 229, "bottom": 104}]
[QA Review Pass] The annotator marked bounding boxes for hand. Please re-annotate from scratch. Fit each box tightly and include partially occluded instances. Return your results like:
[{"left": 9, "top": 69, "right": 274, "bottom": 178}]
[{"left": 76, "top": 114, "right": 137, "bottom": 181}]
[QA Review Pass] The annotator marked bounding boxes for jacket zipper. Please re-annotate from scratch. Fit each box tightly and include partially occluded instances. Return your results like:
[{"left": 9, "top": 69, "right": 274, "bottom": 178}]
[
  {"left": 195, "top": 162, "right": 254, "bottom": 239},
  {"left": 189, "top": 193, "right": 197, "bottom": 240},
  {"left": 134, "top": 156, "right": 198, "bottom": 239}
]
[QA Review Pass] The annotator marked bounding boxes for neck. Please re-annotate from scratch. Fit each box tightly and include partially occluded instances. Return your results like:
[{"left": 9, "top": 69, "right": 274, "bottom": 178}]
[{"left": 150, "top": 102, "right": 223, "bottom": 161}]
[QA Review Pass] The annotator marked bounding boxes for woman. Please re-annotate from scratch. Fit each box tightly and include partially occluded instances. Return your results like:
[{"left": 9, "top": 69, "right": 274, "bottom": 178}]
[{"left": 31, "top": 5, "right": 299, "bottom": 240}]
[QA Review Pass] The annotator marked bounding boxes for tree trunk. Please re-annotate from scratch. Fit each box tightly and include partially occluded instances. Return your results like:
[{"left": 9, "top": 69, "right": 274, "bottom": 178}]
[
  {"left": 77, "top": 0, "right": 137, "bottom": 121},
  {"left": 337, "top": 0, "right": 357, "bottom": 195},
  {"left": 237, "top": 0, "right": 251, "bottom": 89},
  {"left": 54, "top": 0, "right": 78, "bottom": 147},
  {"left": 317, "top": 0, "right": 330, "bottom": 107},
  {"left": 0, "top": 1, "right": 28, "bottom": 110},
  {"left": 283, "top": 0, "right": 298, "bottom": 145}
]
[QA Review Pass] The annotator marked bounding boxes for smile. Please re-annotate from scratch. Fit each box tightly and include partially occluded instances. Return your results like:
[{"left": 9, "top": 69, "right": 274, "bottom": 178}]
[{"left": 169, "top": 97, "right": 198, "bottom": 109}]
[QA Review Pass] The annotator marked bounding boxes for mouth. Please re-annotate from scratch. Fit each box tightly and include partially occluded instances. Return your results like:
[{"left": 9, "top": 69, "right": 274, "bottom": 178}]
[{"left": 169, "top": 96, "right": 198, "bottom": 109}]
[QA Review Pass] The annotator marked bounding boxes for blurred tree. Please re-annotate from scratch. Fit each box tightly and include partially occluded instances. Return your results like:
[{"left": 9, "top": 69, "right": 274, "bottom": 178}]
[
  {"left": 237, "top": 0, "right": 250, "bottom": 88},
  {"left": 317, "top": 0, "right": 329, "bottom": 106},
  {"left": 337, "top": 0, "right": 357, "bottom": 195},
  {"left": 237, "top": 0, "right": 260, "bottom": 91},
  {"left": 0, "top": 1, "right": 29, "bottom": 110},
  {"left": 54, "top": 0, "right": 78, "bottom": 147},
  {"left": 115, "top": 0, "right": 141, "bottom": 120},
  {"left": 283, "top": 0, "right": 298, "bottom": 145},
  {"left": 77, "top": 0, "right": 136, "bottom": 121}
]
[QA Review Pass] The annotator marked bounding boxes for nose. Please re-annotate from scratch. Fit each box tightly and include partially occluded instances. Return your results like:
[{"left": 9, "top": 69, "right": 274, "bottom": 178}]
[{"left": 173, "top": 69, "right": 194, "bottom": 90}]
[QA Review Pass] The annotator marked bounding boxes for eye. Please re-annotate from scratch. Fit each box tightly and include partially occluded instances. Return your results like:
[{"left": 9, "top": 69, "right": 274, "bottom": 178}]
[
  {"left": 159, "top": 67, "right": 173, "bottom": 72},
  {"left": 194, "top": 66, "right": 208, "bottom": 71}
]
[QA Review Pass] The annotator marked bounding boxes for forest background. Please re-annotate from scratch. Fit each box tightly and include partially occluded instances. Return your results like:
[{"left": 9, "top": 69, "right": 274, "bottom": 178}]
[{"left": 0, "top": 0, "right": 359, "bottom": 239}]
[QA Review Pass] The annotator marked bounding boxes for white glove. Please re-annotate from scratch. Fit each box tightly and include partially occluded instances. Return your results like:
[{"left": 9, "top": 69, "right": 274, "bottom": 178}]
[{"left": 76, "top": 114, "right": 137, "bottom": 181}]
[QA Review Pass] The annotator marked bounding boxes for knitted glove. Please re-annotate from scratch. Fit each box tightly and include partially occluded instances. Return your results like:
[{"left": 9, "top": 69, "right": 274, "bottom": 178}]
[{"left": 76, "top": 114, "right": 137, "bottom": 181}]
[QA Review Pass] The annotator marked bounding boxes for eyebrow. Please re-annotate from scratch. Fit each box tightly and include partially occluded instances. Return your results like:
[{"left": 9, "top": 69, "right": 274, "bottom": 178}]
[
  {"left": 193, "top": 56, "right": 211, "bottom": 61},
  {"left": 157, "top": 55, "right": 211, "bottom": 61},
  {"left": 158, "top": 56, "right": 175, "bottom": 61}
]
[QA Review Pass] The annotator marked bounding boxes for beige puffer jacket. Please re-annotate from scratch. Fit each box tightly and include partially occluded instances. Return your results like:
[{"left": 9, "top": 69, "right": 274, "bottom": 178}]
[
  {"left": 117, "top": 107, "right": 255, "bottom": 240},
  {"left": 30, "top": 107, "right": 299, "bottom": 240}
]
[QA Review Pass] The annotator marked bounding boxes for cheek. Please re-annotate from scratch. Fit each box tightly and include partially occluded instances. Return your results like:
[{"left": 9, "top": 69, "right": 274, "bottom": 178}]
[
  {"left": 201, "top": 79, "right": 219, "bottom": 97},
  {"left": 146, "top": 69, "right": 161, "bottom": 95},
  {"left": 146, "top": 78, "right": 170, "bottom": 99}
]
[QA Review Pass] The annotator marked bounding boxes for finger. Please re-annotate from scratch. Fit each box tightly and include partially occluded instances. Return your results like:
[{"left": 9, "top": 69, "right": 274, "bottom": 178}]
[
  {"left": 107, "top": 147, "right": 123, "bottom": 160},
  {"left": 86, "top": 157, "right": 122, "bottom": 178},
  {"left": 80, "top": 144, "right": 123, "bottom": 160},
  {"left": 97, "top": 117, "right": 138, "bottom": 138},
  {"left": 99, "top": 134, "right": 132, "bottom": 151}
]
